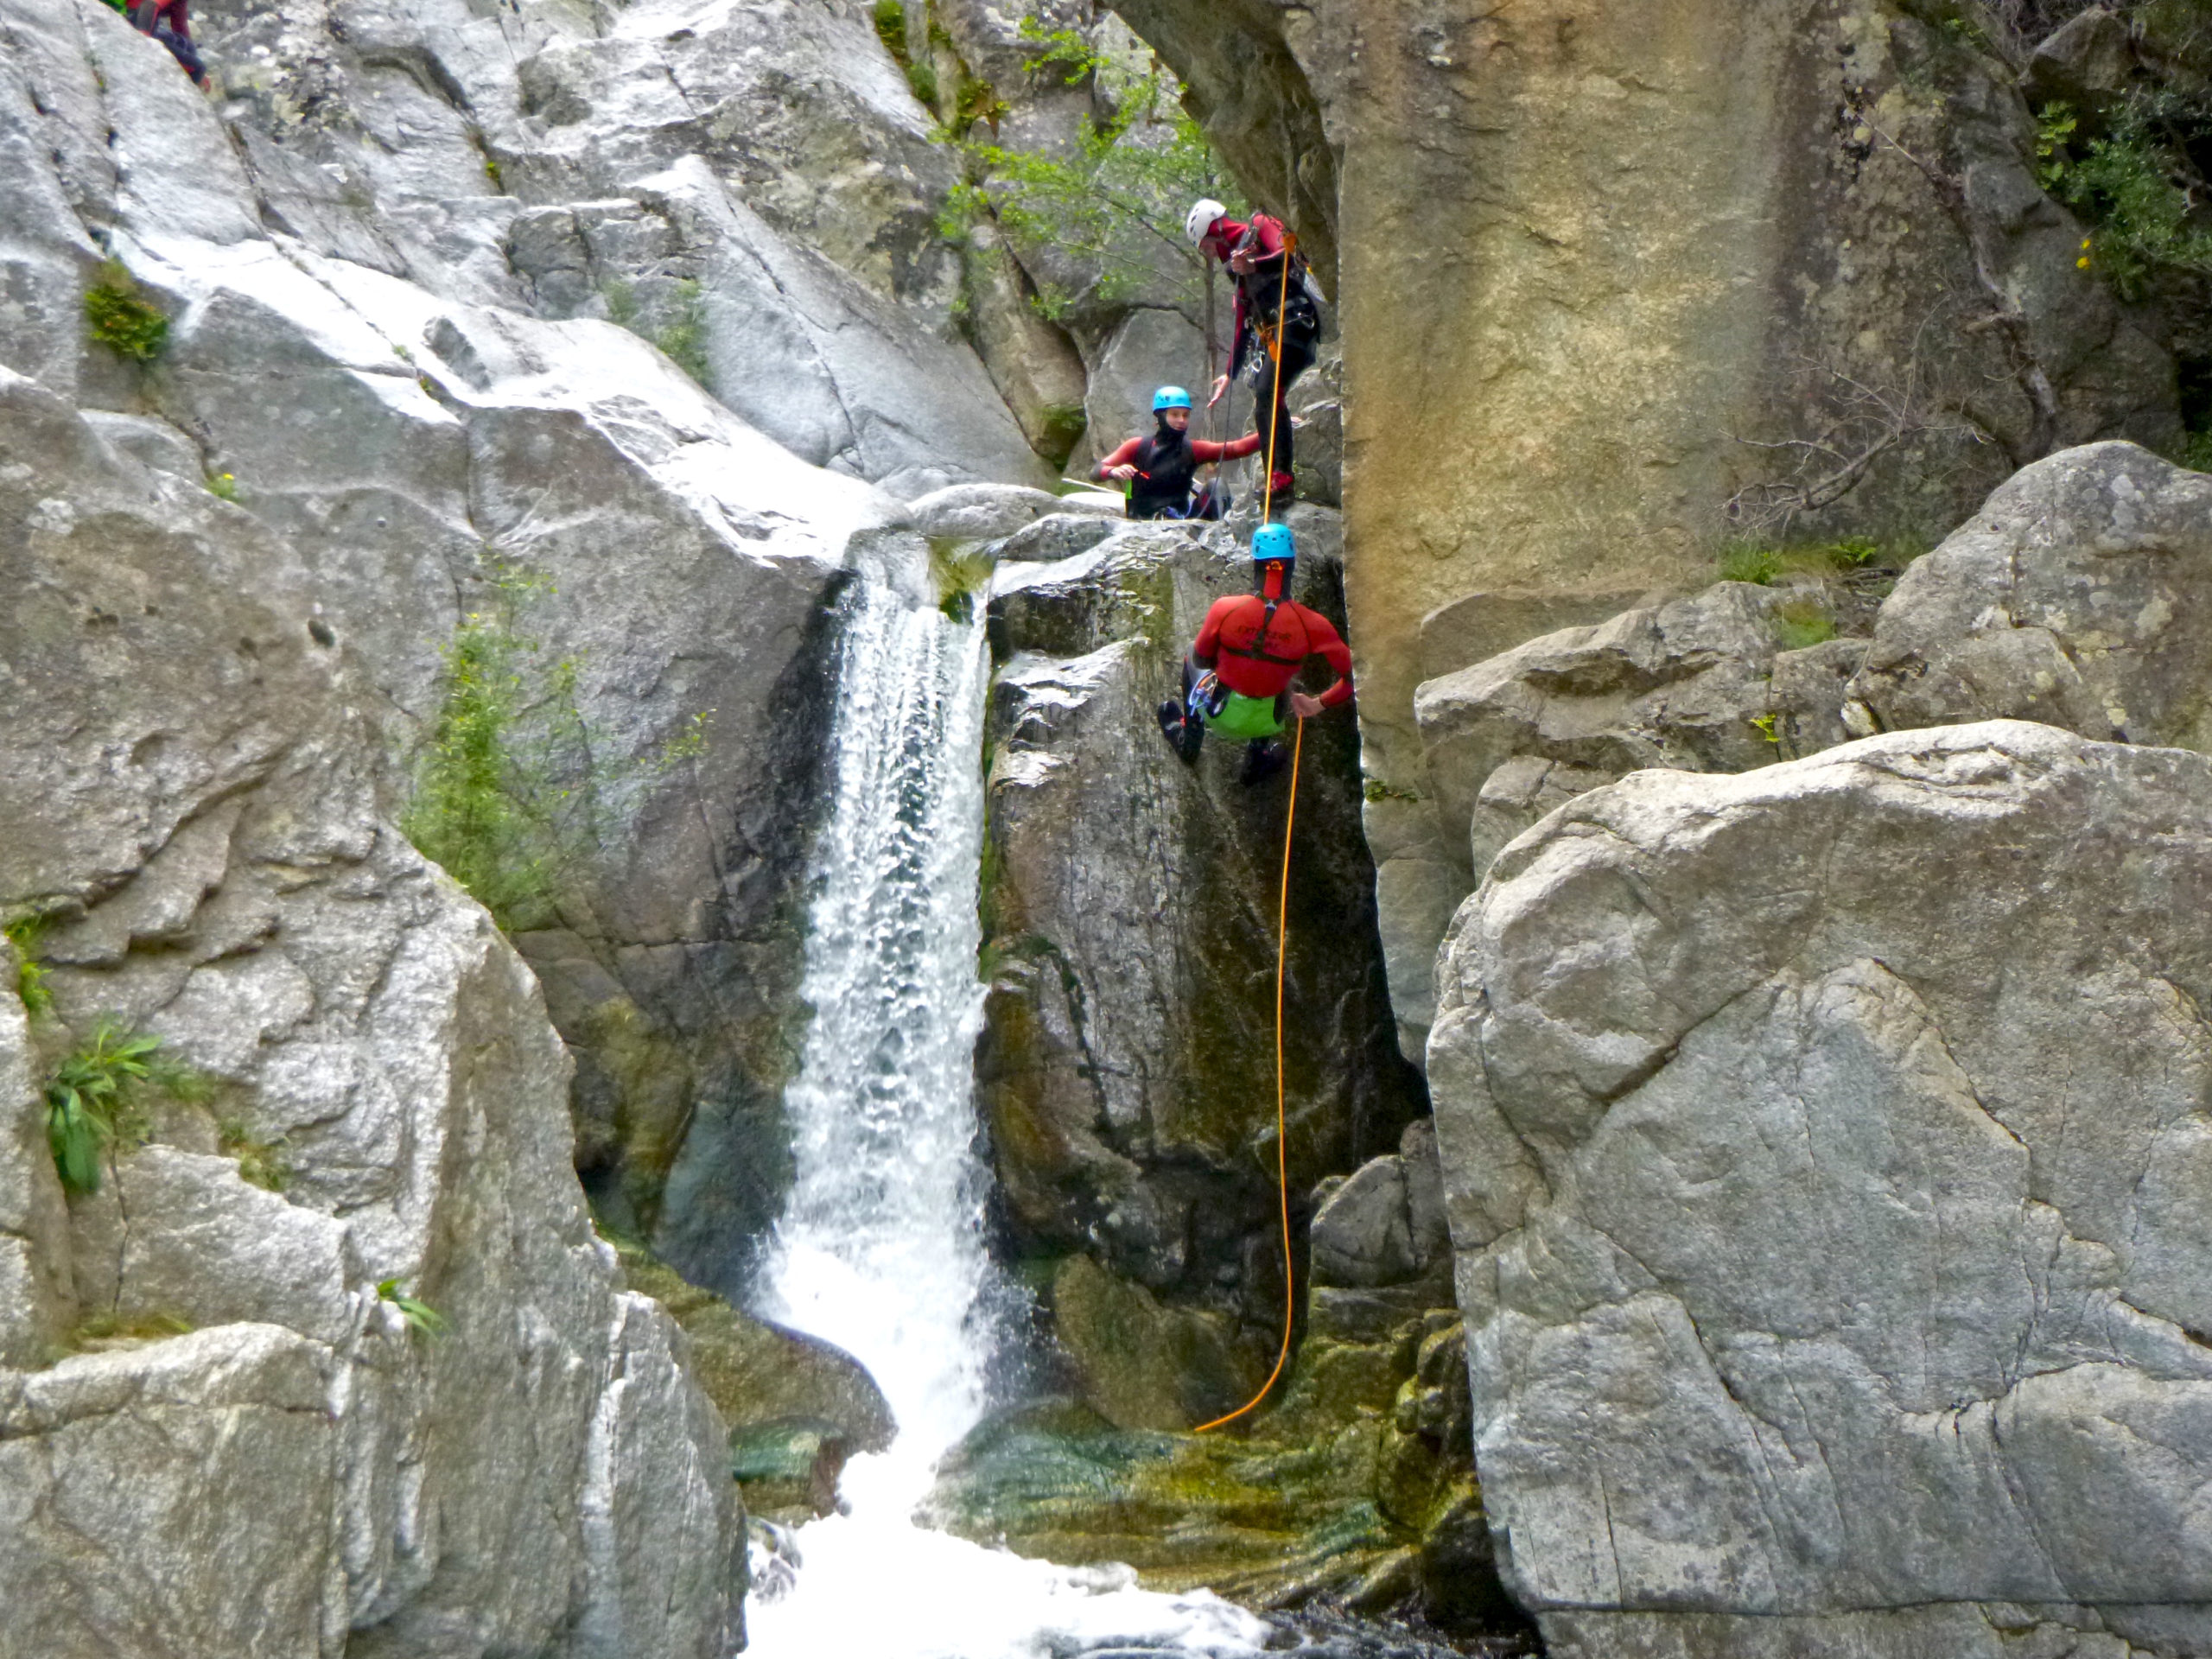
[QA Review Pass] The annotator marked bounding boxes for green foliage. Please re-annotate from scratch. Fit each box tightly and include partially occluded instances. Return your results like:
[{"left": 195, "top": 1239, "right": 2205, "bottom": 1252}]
[
  {"left": 1775, "top": 599, "right": 1839, "bottom": 651},
  {"left": 205, "top": 471, "right": 238, "bottom": 502},
  {"left": 378, "top": 1277, "right": 448, "bottom": 1338},
  {"left": 655, "top": 277, "right": 712, "bottom": 386},
  {"left": 5, "top": 917, "right": 52, "bottom": 1017},
  {"left": 402, "top": 572, "right": 710, "bottom": 934},
  {"left": 1750, "top": 711, "right": 1782, "bottom": 745},
  {"left": 603, "top": 277, "right": 712, "bottom": 388},
  {"left": 45, "top": 1021, "right": 207, "bottom": 1196},
  {"left": 1825, "top": 535, "right": 1883, "bottom": 569},
  {"left": 948, "top": 24, "right": 1247, "bottom": 321},
  {"left": 2038, "top": 92, "right": 2212, "bottom": 300},
  {"left": 1361, "top": 779, "right": 1421, "bottom": 805},
  {"left": 218, "top": 1117, "right": 289, "bottom": 1192},
  {"left": 1717, "top": 542, "right": 1783, "bottom": 585},
  {"left": 2172, "top": 428, "right": 2212, "bottom": 472},
  {"left": 400, "top": 603, "right": 585, "bottom": 931},
  {"left": 482, "top": 152, "right": 505, "bottom": 190},
  {"left": 84, "top": 261, "right": 168, "bottom": 363},
  {"left": 872, "top": 0, "right": 938, "bottom": 105}
]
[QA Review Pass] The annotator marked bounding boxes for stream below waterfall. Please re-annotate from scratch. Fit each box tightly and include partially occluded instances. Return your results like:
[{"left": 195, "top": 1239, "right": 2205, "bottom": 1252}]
[{"left": 740, "top": 566, "right": 1471, "bottom": 1659}]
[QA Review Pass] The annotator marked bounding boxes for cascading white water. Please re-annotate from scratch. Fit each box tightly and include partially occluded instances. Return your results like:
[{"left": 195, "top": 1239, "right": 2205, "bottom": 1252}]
[{"left": 744, "top": 569, "right": 1274, "bottom": 1659}]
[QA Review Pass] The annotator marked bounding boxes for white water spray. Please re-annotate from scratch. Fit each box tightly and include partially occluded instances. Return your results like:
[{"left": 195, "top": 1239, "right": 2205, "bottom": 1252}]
[{"left": 745, "top": 569, "right": 1272, "bottom": 1659}]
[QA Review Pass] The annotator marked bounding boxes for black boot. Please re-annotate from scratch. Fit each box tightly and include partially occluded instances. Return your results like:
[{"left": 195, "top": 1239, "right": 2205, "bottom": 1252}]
[
  {"left": 1239, "top": 739, "right": 1288, "bottom": 786},
  {"left": 1158, "top": 700, "right": 1203, "bottom": 765}
]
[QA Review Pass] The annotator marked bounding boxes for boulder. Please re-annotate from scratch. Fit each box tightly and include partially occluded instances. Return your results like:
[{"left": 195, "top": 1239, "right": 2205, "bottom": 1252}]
[
  {"left": 990, "top": 512, "right": 1122, "bottom": 564},
  {"left": 911, "top": 480, "right": 1120, "bottom": 543},
  {"left": 1847, "top": 441, "right": 2212, "bottom": 751},
  {"left": 1414, "top": 582, "right": 1790, "bottom": 883},
  {"left": 1308, "top": 1156, "right": 1415, "bottom": 1288},
  {"left": 0, "top": 367, "right": 741, "bottom": 1655},
  {"left": 1430, "top": 721, "right": 2212, "bottom": 1657}
]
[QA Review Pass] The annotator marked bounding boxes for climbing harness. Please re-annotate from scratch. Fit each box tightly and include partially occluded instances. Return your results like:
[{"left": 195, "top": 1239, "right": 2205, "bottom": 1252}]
[{"left": 1194, "top": 238, "right": 1305, "bottom": 1435}]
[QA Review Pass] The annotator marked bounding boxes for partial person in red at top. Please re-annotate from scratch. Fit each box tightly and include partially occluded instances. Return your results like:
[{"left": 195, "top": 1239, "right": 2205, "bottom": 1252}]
[
  {"left": 1185, "top": 200, "right": 1323, "bottom": 515},
  {"left": 1094, "top": 385, "right": 1262, "bottom": 520},
  {"left": 134, "top": 0, "right": 210, "bottom": 87},
  {"left": 1156, "top": 522, "right": 1353, "bottom": 786}
]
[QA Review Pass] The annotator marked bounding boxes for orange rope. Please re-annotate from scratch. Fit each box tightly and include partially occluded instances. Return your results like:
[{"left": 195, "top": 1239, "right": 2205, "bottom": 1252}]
[
  {"left": 1193, "top": 222, "right": 1306, "bottom": 1436},
  {"left": 1193, "top": 710, "right": 1303, "bottom": 1433}
]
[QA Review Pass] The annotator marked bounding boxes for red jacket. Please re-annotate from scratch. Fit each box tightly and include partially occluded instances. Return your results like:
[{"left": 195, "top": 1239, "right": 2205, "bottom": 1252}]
[
  {"left": 1205, "top": 214, "right": 1295, "bottom": 376},
  {"left": 137, "top": 0, "right": 189, "bottom": 34},
  {"left": 1192, "top": 594, "right": 1353, "bottom": 708},
  {"left": 1094, "top": 429, "right": 1261, "bottom": 477}
]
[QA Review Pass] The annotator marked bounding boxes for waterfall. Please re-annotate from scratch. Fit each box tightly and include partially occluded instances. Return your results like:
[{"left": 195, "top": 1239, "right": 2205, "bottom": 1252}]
[
  {"left": 756, "top": 575, "right": 1001, "bottom": 1459},
  {"left": 743, "top": 568, "right": 1274, "bottom": 1659}
]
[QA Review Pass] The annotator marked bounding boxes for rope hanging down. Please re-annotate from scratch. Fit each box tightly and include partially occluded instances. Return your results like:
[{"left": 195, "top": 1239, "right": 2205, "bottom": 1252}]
[{"left": 1195, "top": 234, "right": 1302, "bottom": 1437}]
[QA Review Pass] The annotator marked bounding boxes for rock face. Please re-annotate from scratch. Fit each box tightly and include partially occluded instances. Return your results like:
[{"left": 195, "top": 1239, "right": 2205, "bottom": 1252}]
[
  {"left": 0, "top": 0, "right": 1011, "bottom": 1296},
  {"left": 1430, "top": 721, "right": 2212, "bottom": 1658},
  {"left": 1398, "top": 440, "right": 2212, "bottom": 1060},
  {"left": 1849, "top": 441, "right": 2212, "bottom": 749},
  {"left": 0, "top": 368, "right": 739, "bottom": 1655},
  {"left": 977, "top": 511, "right": 1426, "bottom": 1429},
  {"left": 1101, "top": 0, "right": 2183, "bottom": 1049}
]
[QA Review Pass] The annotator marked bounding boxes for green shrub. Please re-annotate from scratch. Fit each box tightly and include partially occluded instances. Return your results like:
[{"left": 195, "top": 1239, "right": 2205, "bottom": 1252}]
[
  {"left": 400, "top": 612, "right": 569, "bottom": 930},
  {"left": 1823, "top": 536, "right": 1882, "bottom": 569},
  {"left": 378, "top": 1277, "right": 448, "bottom": 1338},
  {"left": 45, "top": 1021, "right": 207, "bottom": 1196},
  {"left": 654, "top": 278, "right": 712, "bottom": 387},
  {"left": 84, "top": 261, "right": 168, "bottom": 363},
  {"left": 5, "top": 917, "right": 51, "bottom": 1017},
  {"left": 1717, "top": 542, "right": 1783, "bottom": 585},
  {"left": 205, "top": 471, "right": 238, "bottom": 502},
  {"left": 2173, "top": 429, "right": 2212, "bottom": 473},
  {"left": 1775, "top": 598, "right": 1838, "bottom": 652},
  {"left": 872, "top": 0, "right": 908, "bottom": 60},
  {"left": 2038, "top": 92, "right": 2212, "bottom": 301}
]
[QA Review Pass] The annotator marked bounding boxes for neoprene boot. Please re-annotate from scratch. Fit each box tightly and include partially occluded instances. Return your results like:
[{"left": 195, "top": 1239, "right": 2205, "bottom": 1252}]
[
  {"left": 1157, "top": 700, "right": 1203, "bottom": 765},
  {"left": 1239, "top": 739, "right": 1288, "bottom": 786}
]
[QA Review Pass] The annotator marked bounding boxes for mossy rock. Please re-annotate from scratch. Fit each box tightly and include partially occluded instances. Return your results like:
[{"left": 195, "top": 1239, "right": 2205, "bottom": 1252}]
[
  {"left": 614, "top": 1243, "right": 895, "bottom": 1455},
  {"left": 1050, "top": 1253, "right": 1267, "bottom": 1431}
]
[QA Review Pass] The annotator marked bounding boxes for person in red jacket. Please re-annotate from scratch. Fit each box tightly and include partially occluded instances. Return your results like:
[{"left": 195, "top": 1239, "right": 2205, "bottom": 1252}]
[
  {"left": 1157, "top": 521, "right": 1353, "bottom": 785},
  {"left": 1095, "top": 385, "right": 1262, "bottom": 519},
  {"left": 134, "top": 0, "right": 209, "bottom": 87},
  {"left": 1185, "top": 200, "right": 1322, "bottom": 515}
]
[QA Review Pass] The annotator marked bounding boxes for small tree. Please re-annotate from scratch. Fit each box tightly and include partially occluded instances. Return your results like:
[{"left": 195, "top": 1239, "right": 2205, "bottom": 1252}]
[{"left": 948, "top": 21, "right": 1248, "bottom": 372}]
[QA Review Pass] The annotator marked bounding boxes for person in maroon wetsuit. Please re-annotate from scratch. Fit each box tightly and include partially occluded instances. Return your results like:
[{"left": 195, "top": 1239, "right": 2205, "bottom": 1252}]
[
  {"left": 1157, "top": 521, "right": 1353, "bottom": 785},
  {"left": 1185, "top": 200, "right": 1322, "bottom": 515},
  {"left": 1095, "top": 385, "right": 1262, "bottom": 520},
  {"left": 135, "top": 0, "right": 209, "bottom": 87}
]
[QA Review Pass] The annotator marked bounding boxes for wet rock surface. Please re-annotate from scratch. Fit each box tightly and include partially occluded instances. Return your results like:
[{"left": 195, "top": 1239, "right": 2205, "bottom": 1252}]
[{"left": 1430, "top": 721, "right": 2212, "bottom": 1657}]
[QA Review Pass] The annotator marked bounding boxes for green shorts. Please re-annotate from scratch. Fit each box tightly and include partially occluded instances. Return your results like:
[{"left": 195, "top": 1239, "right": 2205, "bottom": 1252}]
[{"left": 1201, "top": 690, "right": 1286, "bottom": 741}]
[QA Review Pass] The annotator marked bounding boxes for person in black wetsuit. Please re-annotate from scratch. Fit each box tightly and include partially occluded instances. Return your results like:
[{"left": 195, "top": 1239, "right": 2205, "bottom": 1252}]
[{"left": 1094, "top": 385, "right": 1262, "bottom": 521}]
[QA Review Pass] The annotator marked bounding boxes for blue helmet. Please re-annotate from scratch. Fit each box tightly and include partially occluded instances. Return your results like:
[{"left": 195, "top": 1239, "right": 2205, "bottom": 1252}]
[
  {"left": 1152, "top": 385, "right": 1193, "bottom": 413},
  {"left": 1250, "top": 523, "right": 1295, "bottom": 564}
]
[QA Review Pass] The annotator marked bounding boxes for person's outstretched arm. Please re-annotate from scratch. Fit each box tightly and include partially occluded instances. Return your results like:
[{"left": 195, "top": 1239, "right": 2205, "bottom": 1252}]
[{"left": 1188, "top": 433, "right": 1262, "bottom": 463}]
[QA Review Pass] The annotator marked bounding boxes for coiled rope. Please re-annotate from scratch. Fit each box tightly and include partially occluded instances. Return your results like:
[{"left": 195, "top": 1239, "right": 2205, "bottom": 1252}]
[{"left": 1195, "top": 232, "right": 1301, "bottom": 1435}]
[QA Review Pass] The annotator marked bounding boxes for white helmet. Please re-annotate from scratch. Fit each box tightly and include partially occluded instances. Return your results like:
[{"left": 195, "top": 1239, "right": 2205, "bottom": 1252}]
[{"left": 1185, "top": 198, "right": 1227, "bottom": 245}]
